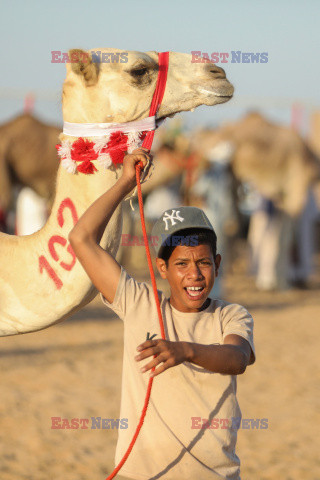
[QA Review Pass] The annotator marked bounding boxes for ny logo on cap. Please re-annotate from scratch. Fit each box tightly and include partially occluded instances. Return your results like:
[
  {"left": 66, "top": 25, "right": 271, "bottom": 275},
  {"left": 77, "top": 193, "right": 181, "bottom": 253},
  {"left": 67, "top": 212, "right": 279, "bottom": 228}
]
[{"left": 162, "top": 210, "right": 184, "bottom": 230}]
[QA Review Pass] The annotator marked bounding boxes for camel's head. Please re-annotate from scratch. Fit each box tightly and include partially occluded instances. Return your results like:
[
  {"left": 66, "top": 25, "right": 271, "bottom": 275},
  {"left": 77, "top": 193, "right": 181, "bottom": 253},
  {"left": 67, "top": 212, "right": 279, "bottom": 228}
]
[{"left": 62, "top": 48, "right": 234, "bottom": 123}]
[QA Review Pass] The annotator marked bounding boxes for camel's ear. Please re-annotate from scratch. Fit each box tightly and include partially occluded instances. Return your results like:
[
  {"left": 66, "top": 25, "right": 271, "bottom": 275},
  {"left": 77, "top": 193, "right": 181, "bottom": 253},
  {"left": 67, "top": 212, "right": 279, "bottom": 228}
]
[{"left": 68, "top": 49, "right": 99, "bottom": 86}]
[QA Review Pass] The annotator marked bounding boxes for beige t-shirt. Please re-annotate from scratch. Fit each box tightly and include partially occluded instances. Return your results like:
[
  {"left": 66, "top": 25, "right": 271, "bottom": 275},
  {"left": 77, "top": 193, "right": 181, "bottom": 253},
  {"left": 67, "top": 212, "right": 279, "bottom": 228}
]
[{"left": 101, "top": 266, "right": 255, "bottom": 480}]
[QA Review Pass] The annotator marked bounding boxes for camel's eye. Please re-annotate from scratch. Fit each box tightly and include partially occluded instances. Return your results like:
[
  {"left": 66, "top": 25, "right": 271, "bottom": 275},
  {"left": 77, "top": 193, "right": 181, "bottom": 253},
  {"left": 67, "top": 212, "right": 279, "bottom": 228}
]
[{"left": 131, "top": 67, "right": 148, "bottom": 77}]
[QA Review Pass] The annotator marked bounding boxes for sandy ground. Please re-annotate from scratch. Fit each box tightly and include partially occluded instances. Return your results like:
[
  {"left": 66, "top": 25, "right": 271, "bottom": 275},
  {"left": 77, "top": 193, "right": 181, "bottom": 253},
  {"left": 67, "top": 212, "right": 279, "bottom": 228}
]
[{"left": 1, "top": 247, "right": 320, "bottom": 480}]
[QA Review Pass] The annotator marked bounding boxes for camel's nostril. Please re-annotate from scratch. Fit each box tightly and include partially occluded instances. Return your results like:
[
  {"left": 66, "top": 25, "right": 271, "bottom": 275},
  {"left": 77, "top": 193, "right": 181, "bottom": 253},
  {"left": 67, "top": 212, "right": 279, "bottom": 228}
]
[{"left": 208, "top": 65, "right": 226, "bottom": 79}]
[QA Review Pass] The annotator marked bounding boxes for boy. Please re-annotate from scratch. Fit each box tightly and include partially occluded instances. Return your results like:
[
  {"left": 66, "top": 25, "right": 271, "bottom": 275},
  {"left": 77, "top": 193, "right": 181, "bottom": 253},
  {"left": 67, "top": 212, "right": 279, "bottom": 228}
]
[{"left": 69, "top": 148, "right": 255, "bottom": 480}]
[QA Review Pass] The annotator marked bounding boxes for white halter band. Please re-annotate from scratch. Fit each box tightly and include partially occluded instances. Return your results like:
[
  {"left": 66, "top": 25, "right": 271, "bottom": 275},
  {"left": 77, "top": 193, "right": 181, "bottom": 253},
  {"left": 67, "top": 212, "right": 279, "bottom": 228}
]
[{"left": 63, "top": 115, "right": 165, "bottom": 137}]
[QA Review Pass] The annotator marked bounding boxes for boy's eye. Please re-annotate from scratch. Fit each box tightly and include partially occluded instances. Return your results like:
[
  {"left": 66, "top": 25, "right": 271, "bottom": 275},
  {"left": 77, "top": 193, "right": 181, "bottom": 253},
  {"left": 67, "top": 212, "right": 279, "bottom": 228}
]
[{"left": 176, "top": 261, "right": 211, "bottom": 266}]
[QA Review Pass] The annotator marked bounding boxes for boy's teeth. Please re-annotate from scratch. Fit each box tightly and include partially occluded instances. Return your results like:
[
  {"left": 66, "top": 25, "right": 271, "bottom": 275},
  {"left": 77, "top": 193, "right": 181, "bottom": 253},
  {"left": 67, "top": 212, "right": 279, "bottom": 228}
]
[{"left": 186, "top": 287, "right": 203, "bottom": 296}]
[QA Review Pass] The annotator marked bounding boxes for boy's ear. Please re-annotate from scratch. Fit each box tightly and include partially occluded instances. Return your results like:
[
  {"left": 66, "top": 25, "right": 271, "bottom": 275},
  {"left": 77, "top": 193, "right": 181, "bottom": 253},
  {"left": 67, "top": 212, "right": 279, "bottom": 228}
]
[
  {"left": 68, "top": 48, "right": 99, "bottom": 86},
  {"left": 156, "top": 257, "right": 168, "bottom": 279},
  {"left": 214, "top": 254, "right": 222, "bottom": 277}
]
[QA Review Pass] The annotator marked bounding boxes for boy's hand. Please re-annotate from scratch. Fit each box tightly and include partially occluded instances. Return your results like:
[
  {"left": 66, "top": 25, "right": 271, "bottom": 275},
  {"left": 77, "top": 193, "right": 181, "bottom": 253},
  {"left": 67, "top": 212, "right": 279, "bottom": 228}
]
[
  {"left": 120, "top": 148, "right": 153, "bottom": 192},
  {"left": 135, "top": 339, "right": 191, "bottom": 377}
]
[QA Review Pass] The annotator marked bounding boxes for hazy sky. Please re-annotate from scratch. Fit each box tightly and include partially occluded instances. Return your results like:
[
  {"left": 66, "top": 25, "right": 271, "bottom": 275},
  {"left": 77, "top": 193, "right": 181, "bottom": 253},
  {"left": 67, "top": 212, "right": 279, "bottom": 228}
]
[{"left": 0, "top": 0, "right": 319, "bottom": 130}]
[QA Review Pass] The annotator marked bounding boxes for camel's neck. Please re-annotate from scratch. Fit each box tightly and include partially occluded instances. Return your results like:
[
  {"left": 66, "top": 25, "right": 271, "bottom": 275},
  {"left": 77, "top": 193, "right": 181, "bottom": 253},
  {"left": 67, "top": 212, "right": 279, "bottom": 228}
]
[
  {"left": 0, "top": 156, "right": 124, "bottom": 336},
  {"left": 34, "top": 159, "right": 123, "bottom": 301},
  {"left": 43, "top": 161, "right": 122, "bottom": 252}
]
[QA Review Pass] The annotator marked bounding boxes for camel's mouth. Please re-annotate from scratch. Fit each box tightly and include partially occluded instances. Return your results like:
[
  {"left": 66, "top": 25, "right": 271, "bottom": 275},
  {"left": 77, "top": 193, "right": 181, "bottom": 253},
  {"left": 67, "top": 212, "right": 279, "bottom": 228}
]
[
  {"left": 157, "top": 89, "right": 233, "bottom": 121},
  {"left": 200, "top": 90, "right": 233, "bottom": 99},
  {"left": 197, "top": 86, "right": 234, "bottom": 103},
  {"left": 213, "top": 94, "right": 234, "bottom": 104}
]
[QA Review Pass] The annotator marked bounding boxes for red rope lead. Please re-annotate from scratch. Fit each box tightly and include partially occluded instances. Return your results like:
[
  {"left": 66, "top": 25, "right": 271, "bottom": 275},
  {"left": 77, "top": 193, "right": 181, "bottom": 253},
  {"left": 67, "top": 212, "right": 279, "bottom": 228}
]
[
  {"left": 135, "top": 163, "right": 166, "bottom": 341},
  {"left": 105, "top": 51, "right": 169, "bottom": 480},
  {"left": 105, "top": 373, "right": 154, "bottom": 480},
  {"left": 105, "top": 163, "right": 166, "bottom": 480}
]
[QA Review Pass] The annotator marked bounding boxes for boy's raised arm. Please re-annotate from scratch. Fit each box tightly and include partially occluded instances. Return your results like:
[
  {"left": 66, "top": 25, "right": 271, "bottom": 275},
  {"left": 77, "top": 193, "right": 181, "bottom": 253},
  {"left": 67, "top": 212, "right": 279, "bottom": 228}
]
[{"left": 68, "top": 148, "right": 152, "bottom": 304}]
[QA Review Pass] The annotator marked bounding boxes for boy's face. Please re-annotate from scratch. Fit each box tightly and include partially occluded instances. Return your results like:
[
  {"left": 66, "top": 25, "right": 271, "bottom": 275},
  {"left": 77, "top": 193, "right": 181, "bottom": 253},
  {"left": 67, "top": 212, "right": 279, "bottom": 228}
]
[{"left": 156, "top": 244, "right": 221, "bottom": 313}]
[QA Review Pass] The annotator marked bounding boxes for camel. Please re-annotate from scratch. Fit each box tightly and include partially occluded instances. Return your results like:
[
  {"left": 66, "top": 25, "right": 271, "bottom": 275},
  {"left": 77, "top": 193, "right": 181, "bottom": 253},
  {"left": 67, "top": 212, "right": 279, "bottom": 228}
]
[
  {"left": 0, "top": 47, "right": 233, "bottom": 336},
  {"left": 190, "top": 112, "right": 320, "bottom": 289},
  {"left": 0, "top": 113, "right": 60, "bottom": 214},
  {"left": 0, "top": 113, "right": 60, "bottom": 235},
  {"left": 190, "top": 112, "right": 320, "bottom": 217}
]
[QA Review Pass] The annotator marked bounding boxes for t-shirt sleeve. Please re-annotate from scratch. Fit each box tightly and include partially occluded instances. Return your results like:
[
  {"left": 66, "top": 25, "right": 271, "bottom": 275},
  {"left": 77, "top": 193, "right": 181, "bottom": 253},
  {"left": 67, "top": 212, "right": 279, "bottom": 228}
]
[
  {"left": 99, "top": 265, "right": 148, "bottom": 321},
  {"left": 221, "top": 303, "right": 256, "bottom": 364}
]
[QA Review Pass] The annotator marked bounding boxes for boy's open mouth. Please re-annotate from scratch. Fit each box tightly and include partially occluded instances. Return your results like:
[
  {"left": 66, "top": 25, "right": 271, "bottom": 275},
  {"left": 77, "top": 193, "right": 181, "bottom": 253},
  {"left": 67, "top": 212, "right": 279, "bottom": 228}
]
[{"left": 184, "top": 286, "right": 205, "bottom": 300}]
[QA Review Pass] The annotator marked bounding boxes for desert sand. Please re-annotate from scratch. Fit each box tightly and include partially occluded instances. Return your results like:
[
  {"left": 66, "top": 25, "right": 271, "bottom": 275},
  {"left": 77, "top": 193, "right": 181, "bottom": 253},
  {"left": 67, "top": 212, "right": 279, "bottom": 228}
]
[{"left": 1, "top": 244, "right": 319, "bottom": 480}]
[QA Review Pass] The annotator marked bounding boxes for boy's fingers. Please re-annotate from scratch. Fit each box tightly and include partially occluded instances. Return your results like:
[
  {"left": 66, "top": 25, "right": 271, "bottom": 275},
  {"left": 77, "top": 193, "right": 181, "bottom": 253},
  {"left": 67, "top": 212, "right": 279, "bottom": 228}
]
[
  {"left": 123, "top": 149, "right": 153, "bottom": 173},
  {"left": 140, "top": 355, "right": 165, "bottom": 373},
  {"left": 132, "top": 155, "right": 151, "bottom": 170},
  {"left": 132, "top": 150, "right": 153, "bottom": 164},
  {"left": 123, "top": 150, "right": 152, "bottom": 161},
  {"left": 137, "top": 339, "right": 158, "bottom": 351},
  {"left": 135, "top": 346, "right": 160, "bottom": 361}
]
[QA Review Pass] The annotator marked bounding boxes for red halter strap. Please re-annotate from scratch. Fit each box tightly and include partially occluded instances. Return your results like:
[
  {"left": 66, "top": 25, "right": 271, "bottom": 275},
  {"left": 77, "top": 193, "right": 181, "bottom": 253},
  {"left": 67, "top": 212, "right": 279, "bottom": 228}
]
[{"left": 141, "top": 51, "right": 169, "bottom": 151}]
